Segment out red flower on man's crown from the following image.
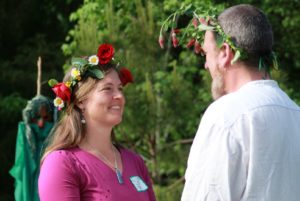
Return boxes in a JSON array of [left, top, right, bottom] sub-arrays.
[[159, 34, 164, 49]]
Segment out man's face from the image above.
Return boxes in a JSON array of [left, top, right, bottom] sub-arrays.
[[202, 31, 226, 100]]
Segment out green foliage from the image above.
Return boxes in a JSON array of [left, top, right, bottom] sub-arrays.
[[0, 93, 27, 127], [1, 0, 299, 200], [154, 181, 184, 201]]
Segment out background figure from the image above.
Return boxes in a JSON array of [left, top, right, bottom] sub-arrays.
[[9, 95, 55, 201]]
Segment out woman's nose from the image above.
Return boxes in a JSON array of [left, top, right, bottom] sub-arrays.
[[113, 89, 124, 99]]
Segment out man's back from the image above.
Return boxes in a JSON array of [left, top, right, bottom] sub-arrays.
[[182, 80, 300, 200]]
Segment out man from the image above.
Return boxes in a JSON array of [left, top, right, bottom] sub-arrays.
[[178, 4, 300, 201]]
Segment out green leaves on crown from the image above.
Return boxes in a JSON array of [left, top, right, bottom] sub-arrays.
[[71, 57, 104, 80], [159, 4, 247, 64], [48, 79, 58, 87]]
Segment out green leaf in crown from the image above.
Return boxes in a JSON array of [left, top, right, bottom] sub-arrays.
[[71, 57, 88, 70], [87, 68, 104, 79], [48, 79, 58, 87], [198, 24, 214, 31]]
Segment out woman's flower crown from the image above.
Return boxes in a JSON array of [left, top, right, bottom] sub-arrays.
[[48, 44, 134, 111], [159, 4, 278, 72]]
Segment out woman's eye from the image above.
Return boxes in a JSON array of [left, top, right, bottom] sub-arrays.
[[102, 87, 112, 91]]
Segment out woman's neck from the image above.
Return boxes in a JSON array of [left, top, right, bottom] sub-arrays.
[[81, 123, 113, 152]]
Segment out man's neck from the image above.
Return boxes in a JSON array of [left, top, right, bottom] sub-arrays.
[[224, 63, 269, 93]]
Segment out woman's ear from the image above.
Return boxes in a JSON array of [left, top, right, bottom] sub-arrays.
[[218, 43, 234, 68], [77, 101, 85, 110]]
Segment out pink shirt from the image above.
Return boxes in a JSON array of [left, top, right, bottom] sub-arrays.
[[38, 147, 156, 201]]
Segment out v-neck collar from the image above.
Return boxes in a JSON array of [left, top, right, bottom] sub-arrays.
[[76, 146, 125, 175]]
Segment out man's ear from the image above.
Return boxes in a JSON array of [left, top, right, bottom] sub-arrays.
[[218, 43, 234, 68]]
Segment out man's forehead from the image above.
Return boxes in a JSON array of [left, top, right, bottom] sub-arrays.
[[203, 31, 213, 46]]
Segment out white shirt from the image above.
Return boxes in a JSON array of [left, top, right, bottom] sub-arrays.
[[181, 80, 300, 201]]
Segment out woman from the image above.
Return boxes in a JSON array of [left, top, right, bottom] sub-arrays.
[[38, 44, 156, 201]]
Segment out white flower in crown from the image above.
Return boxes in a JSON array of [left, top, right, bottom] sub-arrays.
[[88, 55, 99, 65], [71, 68, 81, 81], [53, 97, 64, 110]]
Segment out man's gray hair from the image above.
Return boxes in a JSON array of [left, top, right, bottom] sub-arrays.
[[218, 4, 273, 66]]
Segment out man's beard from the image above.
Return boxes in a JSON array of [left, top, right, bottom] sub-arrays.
[[211, 69, 226, 100]]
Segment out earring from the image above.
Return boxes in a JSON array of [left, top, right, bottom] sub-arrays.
[[81, 109, 86, 124], [81, 117, 86, 124]]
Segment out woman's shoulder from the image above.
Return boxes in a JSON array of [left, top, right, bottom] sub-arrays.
[[42, 147, 80, 168], [38, 148, 83, 198], [45, 147, 77, 158], [120, 147, 145, 164], [120, 147, 139, 157]]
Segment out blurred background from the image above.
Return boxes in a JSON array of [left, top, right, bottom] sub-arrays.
[[1, 0, 299, 200]]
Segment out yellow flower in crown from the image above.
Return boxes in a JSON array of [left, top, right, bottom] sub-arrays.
[[71, 68, 81, 81], [88, 55, 99, 65], [65, 81, 72, 88]]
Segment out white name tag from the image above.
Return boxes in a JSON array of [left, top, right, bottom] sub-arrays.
[[130, 176, 148, 192]]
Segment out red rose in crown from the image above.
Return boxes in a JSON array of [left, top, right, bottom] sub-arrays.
[[119, 68, 134, 86], [52, 83, 71, 103], [97, 44, 115, 65]]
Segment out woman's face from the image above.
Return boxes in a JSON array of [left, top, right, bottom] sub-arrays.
[[82, 70, 125, 127]]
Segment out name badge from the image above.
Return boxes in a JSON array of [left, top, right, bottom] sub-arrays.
[[130, 176, 148, 192]]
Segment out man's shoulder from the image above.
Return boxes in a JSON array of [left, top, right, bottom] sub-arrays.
[[203, 80, 292, 127], [203, 94, 242, 127]]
